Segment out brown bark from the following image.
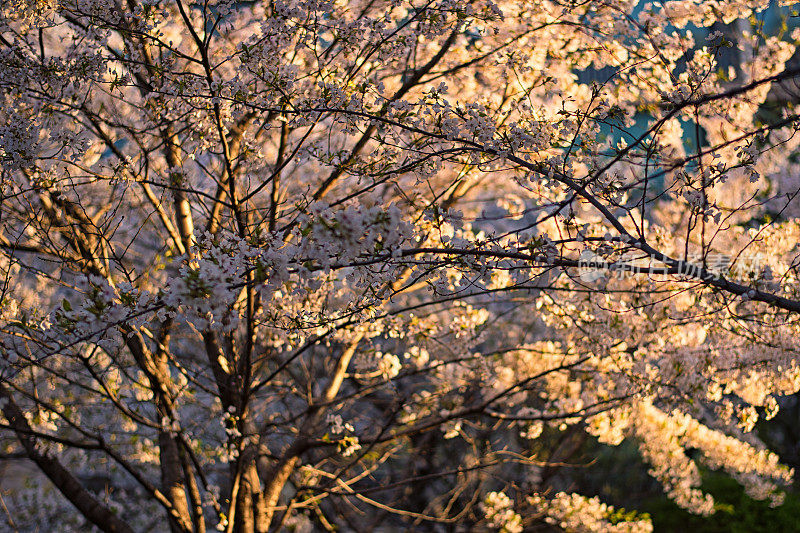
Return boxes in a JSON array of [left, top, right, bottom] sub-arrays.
[[158, 429, 194, 533], [260, 456, 299, 530], [154, 328, 194, 533], [0, 386, 135, 533]]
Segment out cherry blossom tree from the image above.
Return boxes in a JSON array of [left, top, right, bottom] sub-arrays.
[[2, 0, 800, 531]]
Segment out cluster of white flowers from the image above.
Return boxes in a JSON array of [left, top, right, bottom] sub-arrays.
[[632, 401, 792, 512], [529, 492, 653, 533], [483, 491, 523, 533], [326, 413, 361, 457], [0, 0, 56, 31], [326, 413, 354, 435]]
